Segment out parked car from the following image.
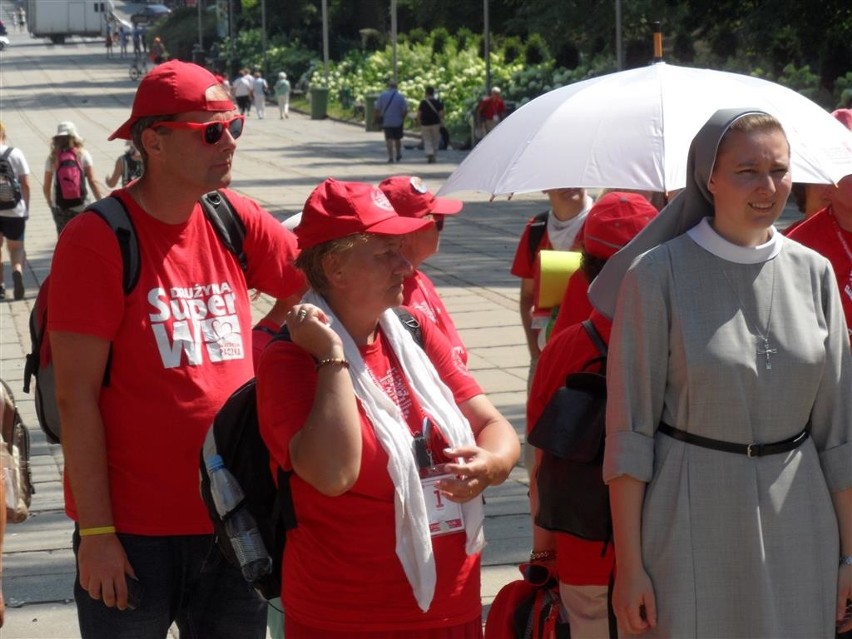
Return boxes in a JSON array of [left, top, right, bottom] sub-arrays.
[[131, 4, 171, 25]]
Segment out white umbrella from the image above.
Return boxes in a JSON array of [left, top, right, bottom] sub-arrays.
[[439, 62, 852, 196]]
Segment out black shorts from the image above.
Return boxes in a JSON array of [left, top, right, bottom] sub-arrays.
[[236, 95, 251, 112], [0, 217, 26, 241], [383, 125, 404, 141]]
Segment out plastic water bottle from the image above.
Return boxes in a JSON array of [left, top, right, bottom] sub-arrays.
[[204, 454, 272, 583]]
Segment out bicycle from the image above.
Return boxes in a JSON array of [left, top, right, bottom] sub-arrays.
[[129, 57, 148, 82]]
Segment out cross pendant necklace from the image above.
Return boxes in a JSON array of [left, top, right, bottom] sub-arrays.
[[724, 261, 777, 371], [757, 337, 777, 370]]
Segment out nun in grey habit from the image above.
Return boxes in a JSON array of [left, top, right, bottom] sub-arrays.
[[592, 108, 852, 638]]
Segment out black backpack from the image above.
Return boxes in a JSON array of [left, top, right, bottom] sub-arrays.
[[527, 319, 611, 541], [199, 308, 425, 600], [0, 147, 22, 210], [22, 191, 246, 443]]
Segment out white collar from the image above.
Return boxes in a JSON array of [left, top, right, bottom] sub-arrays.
[[687, 217, 782, 264]]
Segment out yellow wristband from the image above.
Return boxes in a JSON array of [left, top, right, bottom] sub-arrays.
[[79, 526, 117, 537]]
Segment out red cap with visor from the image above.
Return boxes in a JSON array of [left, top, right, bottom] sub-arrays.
[[109, 60, 234, 141], [378, 176, 463, 219], [296, 179, 433, 250], [583, 192, 658, 259]]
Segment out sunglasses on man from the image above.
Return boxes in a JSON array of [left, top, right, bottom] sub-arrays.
[[153, 115, 245, 145]]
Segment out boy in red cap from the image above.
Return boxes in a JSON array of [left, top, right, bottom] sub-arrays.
[[379, 175, 468, 364], [526, 192, 656, 638], [48, 60, 305, 638]]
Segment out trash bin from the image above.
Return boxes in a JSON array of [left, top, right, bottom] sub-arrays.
[[365, 93, 380, 132], [309, 87, 329, 120]]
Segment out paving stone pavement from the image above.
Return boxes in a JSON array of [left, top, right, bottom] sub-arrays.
[[0, 13, 547, 638]]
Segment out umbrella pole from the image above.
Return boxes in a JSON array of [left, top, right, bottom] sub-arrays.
[[652, 21, 663, 62]]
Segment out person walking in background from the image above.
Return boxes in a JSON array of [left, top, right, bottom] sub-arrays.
[[131, 25, 141, 58], [48, 60, 305, 638], [252, 71, 268, 120], [598, 109, 852, 637], [379, 175, 468, 364], [417, 87, 444, 164], [232, 69, 253, 117], [43, 121, 102, 235], [374, 80, 408, 163], [104, 30, 114, 59], [104, 141, 143, 189], [149, 36, 165, 65], [256, 178, 520, 637], [0, 121, 30, 300], [118, 26, 129, 59], [274, 72, 290, 119], [475, 87, 506, 137]]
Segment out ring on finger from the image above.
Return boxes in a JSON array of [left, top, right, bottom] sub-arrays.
[[297, 309, 308, 321]]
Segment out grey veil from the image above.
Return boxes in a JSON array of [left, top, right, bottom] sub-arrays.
[[588, 107, 767, 318]]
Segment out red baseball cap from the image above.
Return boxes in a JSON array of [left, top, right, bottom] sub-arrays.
[[295, 179, 433, 250], [378, 176, 463, 218], [583, 192, 658, 259], [109, 60, 235, 140]]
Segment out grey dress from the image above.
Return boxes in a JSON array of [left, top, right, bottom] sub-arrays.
[[603, 221, 852, 638]]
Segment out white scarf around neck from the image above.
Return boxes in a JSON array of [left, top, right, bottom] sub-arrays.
[[546, 194, 593, 250], [302, 290, 485, 612]]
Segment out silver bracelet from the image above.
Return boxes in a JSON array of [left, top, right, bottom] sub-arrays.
[[841, 555, 852, 567]]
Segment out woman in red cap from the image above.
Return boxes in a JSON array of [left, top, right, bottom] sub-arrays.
[[256, 178, 520, 638], [526, 192, 657, 638]]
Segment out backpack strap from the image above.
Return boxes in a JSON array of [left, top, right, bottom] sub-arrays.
[[527, 210, 549, 267], [201, 190, 247, 273], [582, 319, 607, 357], [0, 147, 13, 162], [87, 196, 139, 294]]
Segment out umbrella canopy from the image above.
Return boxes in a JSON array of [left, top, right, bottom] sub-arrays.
[[439, 63, 852, 196]]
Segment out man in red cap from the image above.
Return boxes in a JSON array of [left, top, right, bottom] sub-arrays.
[[378, 175, 468, 364], [788, 109, 852, 343], [527, 192, 657, 639], [47, 60, 305, 638]]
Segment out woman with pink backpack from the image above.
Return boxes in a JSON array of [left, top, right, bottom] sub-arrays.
[[42, 122, 103, 234]]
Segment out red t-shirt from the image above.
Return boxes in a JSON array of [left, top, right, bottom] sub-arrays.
[[527, 311, 614, 585], [403, 271, 468, 365], [550, 269, 593, 338], [256, 308, 483, 632], [788, 206, 852, 341], [252, 317, 282, 373], [478, 96, 505, 120], [511, 216, 552, 279], [48, 189, 305, 535]]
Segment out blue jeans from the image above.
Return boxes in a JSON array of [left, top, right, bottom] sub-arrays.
[[73, 529, 266, 639]]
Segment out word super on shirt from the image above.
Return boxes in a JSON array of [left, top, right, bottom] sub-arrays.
[[148, 280, 244, 367], [48, 189, 304, 535]]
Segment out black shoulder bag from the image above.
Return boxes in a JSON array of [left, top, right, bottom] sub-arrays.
[[527, 319, 611, 541]]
